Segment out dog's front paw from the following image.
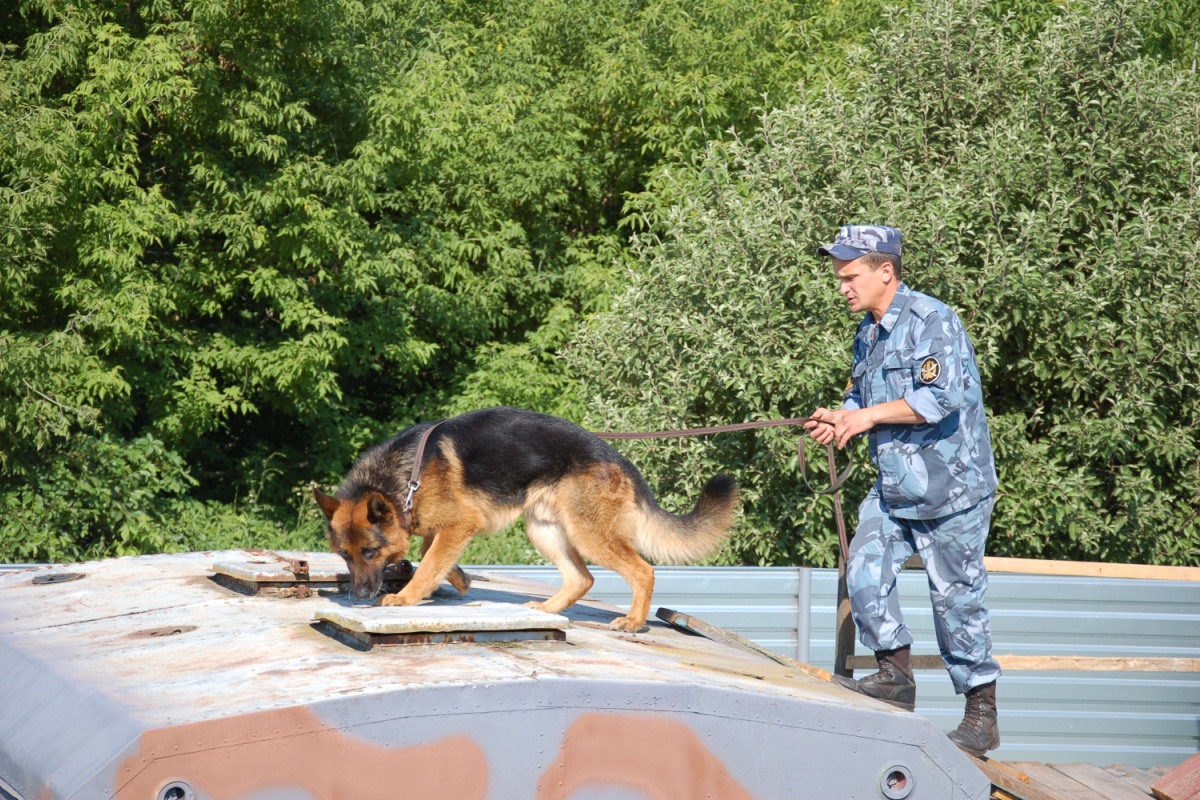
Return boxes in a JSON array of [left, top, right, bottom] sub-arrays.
[[380, 592, 419, 607], [608, 616, 647, 633]]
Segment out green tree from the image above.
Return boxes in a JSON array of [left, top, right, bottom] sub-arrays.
[[0, 0, 873, 561], [1, 0, 372, 558], [568, 0, 1200, 567]]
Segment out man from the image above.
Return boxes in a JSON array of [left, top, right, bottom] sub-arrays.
[[804, 224, 1002, 757]]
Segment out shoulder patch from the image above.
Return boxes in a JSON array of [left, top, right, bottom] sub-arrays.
[[919, 356, 942, 385], [909, 295, 939, 320]]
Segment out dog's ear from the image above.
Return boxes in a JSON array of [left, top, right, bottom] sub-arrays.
[[366, 492, 393, 525], [313, 489, 341, 520]]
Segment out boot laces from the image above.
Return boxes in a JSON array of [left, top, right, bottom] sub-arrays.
[[962, 692, 990, 730], [863, 659, 896, 685]]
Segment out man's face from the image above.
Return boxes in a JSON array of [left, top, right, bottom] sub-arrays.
[[832, 256, 895, 320]]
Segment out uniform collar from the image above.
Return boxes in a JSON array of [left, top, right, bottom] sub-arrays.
[[871, 282, 912, 333]]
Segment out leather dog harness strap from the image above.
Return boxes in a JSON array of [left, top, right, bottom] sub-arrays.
[[403, 420, 444, 523]]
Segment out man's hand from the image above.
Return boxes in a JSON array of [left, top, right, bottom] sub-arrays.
[[806, 399, 927, 449], [806, 406, 875, 449], [804, 407, 843, 446]]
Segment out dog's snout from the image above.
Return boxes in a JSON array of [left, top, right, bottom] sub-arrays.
[[351, 573, 383, 600]]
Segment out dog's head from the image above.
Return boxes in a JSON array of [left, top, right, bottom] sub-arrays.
[[313, 489, 410, 600]]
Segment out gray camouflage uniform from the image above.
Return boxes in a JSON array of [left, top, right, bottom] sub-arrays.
[[840, 270, 1002, 694]]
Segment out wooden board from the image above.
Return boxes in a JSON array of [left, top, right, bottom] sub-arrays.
[[1104, 766, 1170, 796], [845, 654, 1200, 673], [994, 656, 1200, 673], [1007, 763, 1102, 800], [970, 757, 1059, 800], [1151, 752, 1200, 800], [900, 554, 1200, 581], [655, 607, 833, 682], [1053, 763, 1159, 800], [983, 557, 1200, 582]]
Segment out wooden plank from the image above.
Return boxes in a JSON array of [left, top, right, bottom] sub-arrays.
[[983, 557, 1200, 581], [834, 555, 855, 677], [902, 555, 1200, 580], [969, 757, 1061, 800], [846, 654, 947, 671], [1054, 762, 1158, 800], [985, 759, 1033, 785], [1151, 752, 1200, 800], [654, 608, 833, 682], [846, 655, 1200, 672], [1103, 765, 1163, 796], [1008, 763, 1099, 800], [994, 656, 1200, 673]]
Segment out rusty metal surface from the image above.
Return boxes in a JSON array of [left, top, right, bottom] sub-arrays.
[[0, 552, 990, 800], [209, 551, 414, 598], [211, 550, 348, 583]]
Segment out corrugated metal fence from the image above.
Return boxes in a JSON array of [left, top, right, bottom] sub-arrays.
[[480, 565, 1200, 768]]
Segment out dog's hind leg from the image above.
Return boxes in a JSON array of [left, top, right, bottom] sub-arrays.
[[577, 534, 655, 632], [524, 504, 594, 614], [557, 470, 655, 632]]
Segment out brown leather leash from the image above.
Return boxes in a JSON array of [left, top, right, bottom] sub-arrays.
[[594, 417, 853, 561], [403, 420, 444, 526], [404, 416, 854, 561]]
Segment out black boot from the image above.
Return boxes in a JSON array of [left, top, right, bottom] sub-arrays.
[[948, 681, 1000, 757], [834, 646, 916, 711]]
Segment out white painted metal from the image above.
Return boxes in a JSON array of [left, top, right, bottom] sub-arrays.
[[0, 554, 989, 800]]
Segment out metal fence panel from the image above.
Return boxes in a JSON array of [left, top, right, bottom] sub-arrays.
[[480, 564, 1200, 768]]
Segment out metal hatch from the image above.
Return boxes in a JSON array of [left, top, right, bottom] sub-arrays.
[[315, 602, 569, 649], [210, 550, 412, 597]]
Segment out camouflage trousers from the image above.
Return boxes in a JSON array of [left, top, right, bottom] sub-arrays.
[[847, 487, 1002, 694]]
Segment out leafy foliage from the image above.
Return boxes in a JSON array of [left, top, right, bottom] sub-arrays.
[[4, 0, 1196, 567], [0, 0, 855, 561], [569, 0, 1200, 567]]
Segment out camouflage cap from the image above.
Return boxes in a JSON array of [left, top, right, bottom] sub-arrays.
[[817, 225, 902, 260]]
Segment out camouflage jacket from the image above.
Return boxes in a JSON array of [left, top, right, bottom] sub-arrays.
[[842, 283, 998, 520]]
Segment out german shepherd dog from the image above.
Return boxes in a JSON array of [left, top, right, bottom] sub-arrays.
[[314, 407, 738, 631]]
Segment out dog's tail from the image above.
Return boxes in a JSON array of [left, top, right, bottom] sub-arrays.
[[633, 474, 739, 564]]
